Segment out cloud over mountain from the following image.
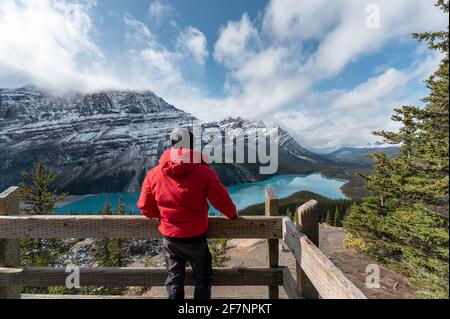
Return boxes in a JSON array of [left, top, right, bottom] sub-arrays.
[[0, 0, 446, 151]]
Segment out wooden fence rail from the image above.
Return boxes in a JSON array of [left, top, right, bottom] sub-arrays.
[[0, 216, 282, 239], [0, 186, 366, 299], [0, 267, 283, 287], [0, 187, 21, 299], [283, 216, 366, 299], [296, 200, 320, 298], [265, 188, 279, 299]]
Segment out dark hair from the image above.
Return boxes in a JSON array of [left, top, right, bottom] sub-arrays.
[[170, 128, 194, 150]]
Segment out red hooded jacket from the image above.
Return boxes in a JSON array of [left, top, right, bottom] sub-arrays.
[[138, 148, 238, 238]]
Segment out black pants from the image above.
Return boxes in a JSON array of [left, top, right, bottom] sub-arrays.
[[162, 236, 213, 299]]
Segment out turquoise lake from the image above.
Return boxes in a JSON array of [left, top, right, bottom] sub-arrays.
[[55, 173, 347, 215]]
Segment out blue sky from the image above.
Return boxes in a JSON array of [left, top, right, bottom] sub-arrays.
[[91, 0, 427, 95], [93, 0, 269, 96], [0, 0, 447, 151]]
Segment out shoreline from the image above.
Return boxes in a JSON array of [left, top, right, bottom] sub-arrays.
[[339, 184, 352, 200], [319, 170, 358, 201], [55, 194, 94, 209]]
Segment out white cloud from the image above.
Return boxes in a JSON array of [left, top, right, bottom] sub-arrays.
[[274, 52, 442, 151], [214, 14, 260, 69], [262, 0, 340, 41], [177, 27, 209, 65], [0, 0, 119, 92], [210, 0, 447, 150], [124, 12, 154, 44], [148, 0, 172, 24], [303, 0, 447, 78], [120, 13, 200, 97], [0, 1, 210, 102], [330, 68, 409, 111], [221, 46, 310, 116]]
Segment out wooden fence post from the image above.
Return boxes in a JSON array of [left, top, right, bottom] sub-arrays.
[[0, 187, 21, 299], [265, 188, 279, 299], [296, 200, 319, 299]]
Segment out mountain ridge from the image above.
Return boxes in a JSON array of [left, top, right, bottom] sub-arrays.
[[0, 86, 339, 194], [324, 146, 400, 167]]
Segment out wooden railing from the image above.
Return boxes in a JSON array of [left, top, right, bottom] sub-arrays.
[[0, 186, 366, 299]]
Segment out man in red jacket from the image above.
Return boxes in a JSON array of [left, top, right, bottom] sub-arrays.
[[138, 128, 238, 299]]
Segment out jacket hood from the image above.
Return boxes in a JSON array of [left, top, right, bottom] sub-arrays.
[[159, 148, 208, 176]]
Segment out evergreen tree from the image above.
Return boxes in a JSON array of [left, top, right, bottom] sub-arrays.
[[19, 163, 71, 294], [118, 195, 126, 216], [334, 207, 342, 227], [286, 208, 295, 222], [209, 239, 230, 267], [20, 162, 67, 215], [143, 252, 151, 268], [109, 196, 129, 268], [345, 0, 449, 299], [93, 198, 130, 295], [93, 198, 113, 268], [325, 209, 334, 226]]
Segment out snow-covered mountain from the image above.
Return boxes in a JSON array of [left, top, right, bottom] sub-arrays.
[[324, 146, 400, 167], [213, 116, 321, 162], [0, 86, 197, 193], [0, 86, 335, 194]]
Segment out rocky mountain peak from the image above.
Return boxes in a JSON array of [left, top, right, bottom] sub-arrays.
[[0, 86, 184, 124]]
